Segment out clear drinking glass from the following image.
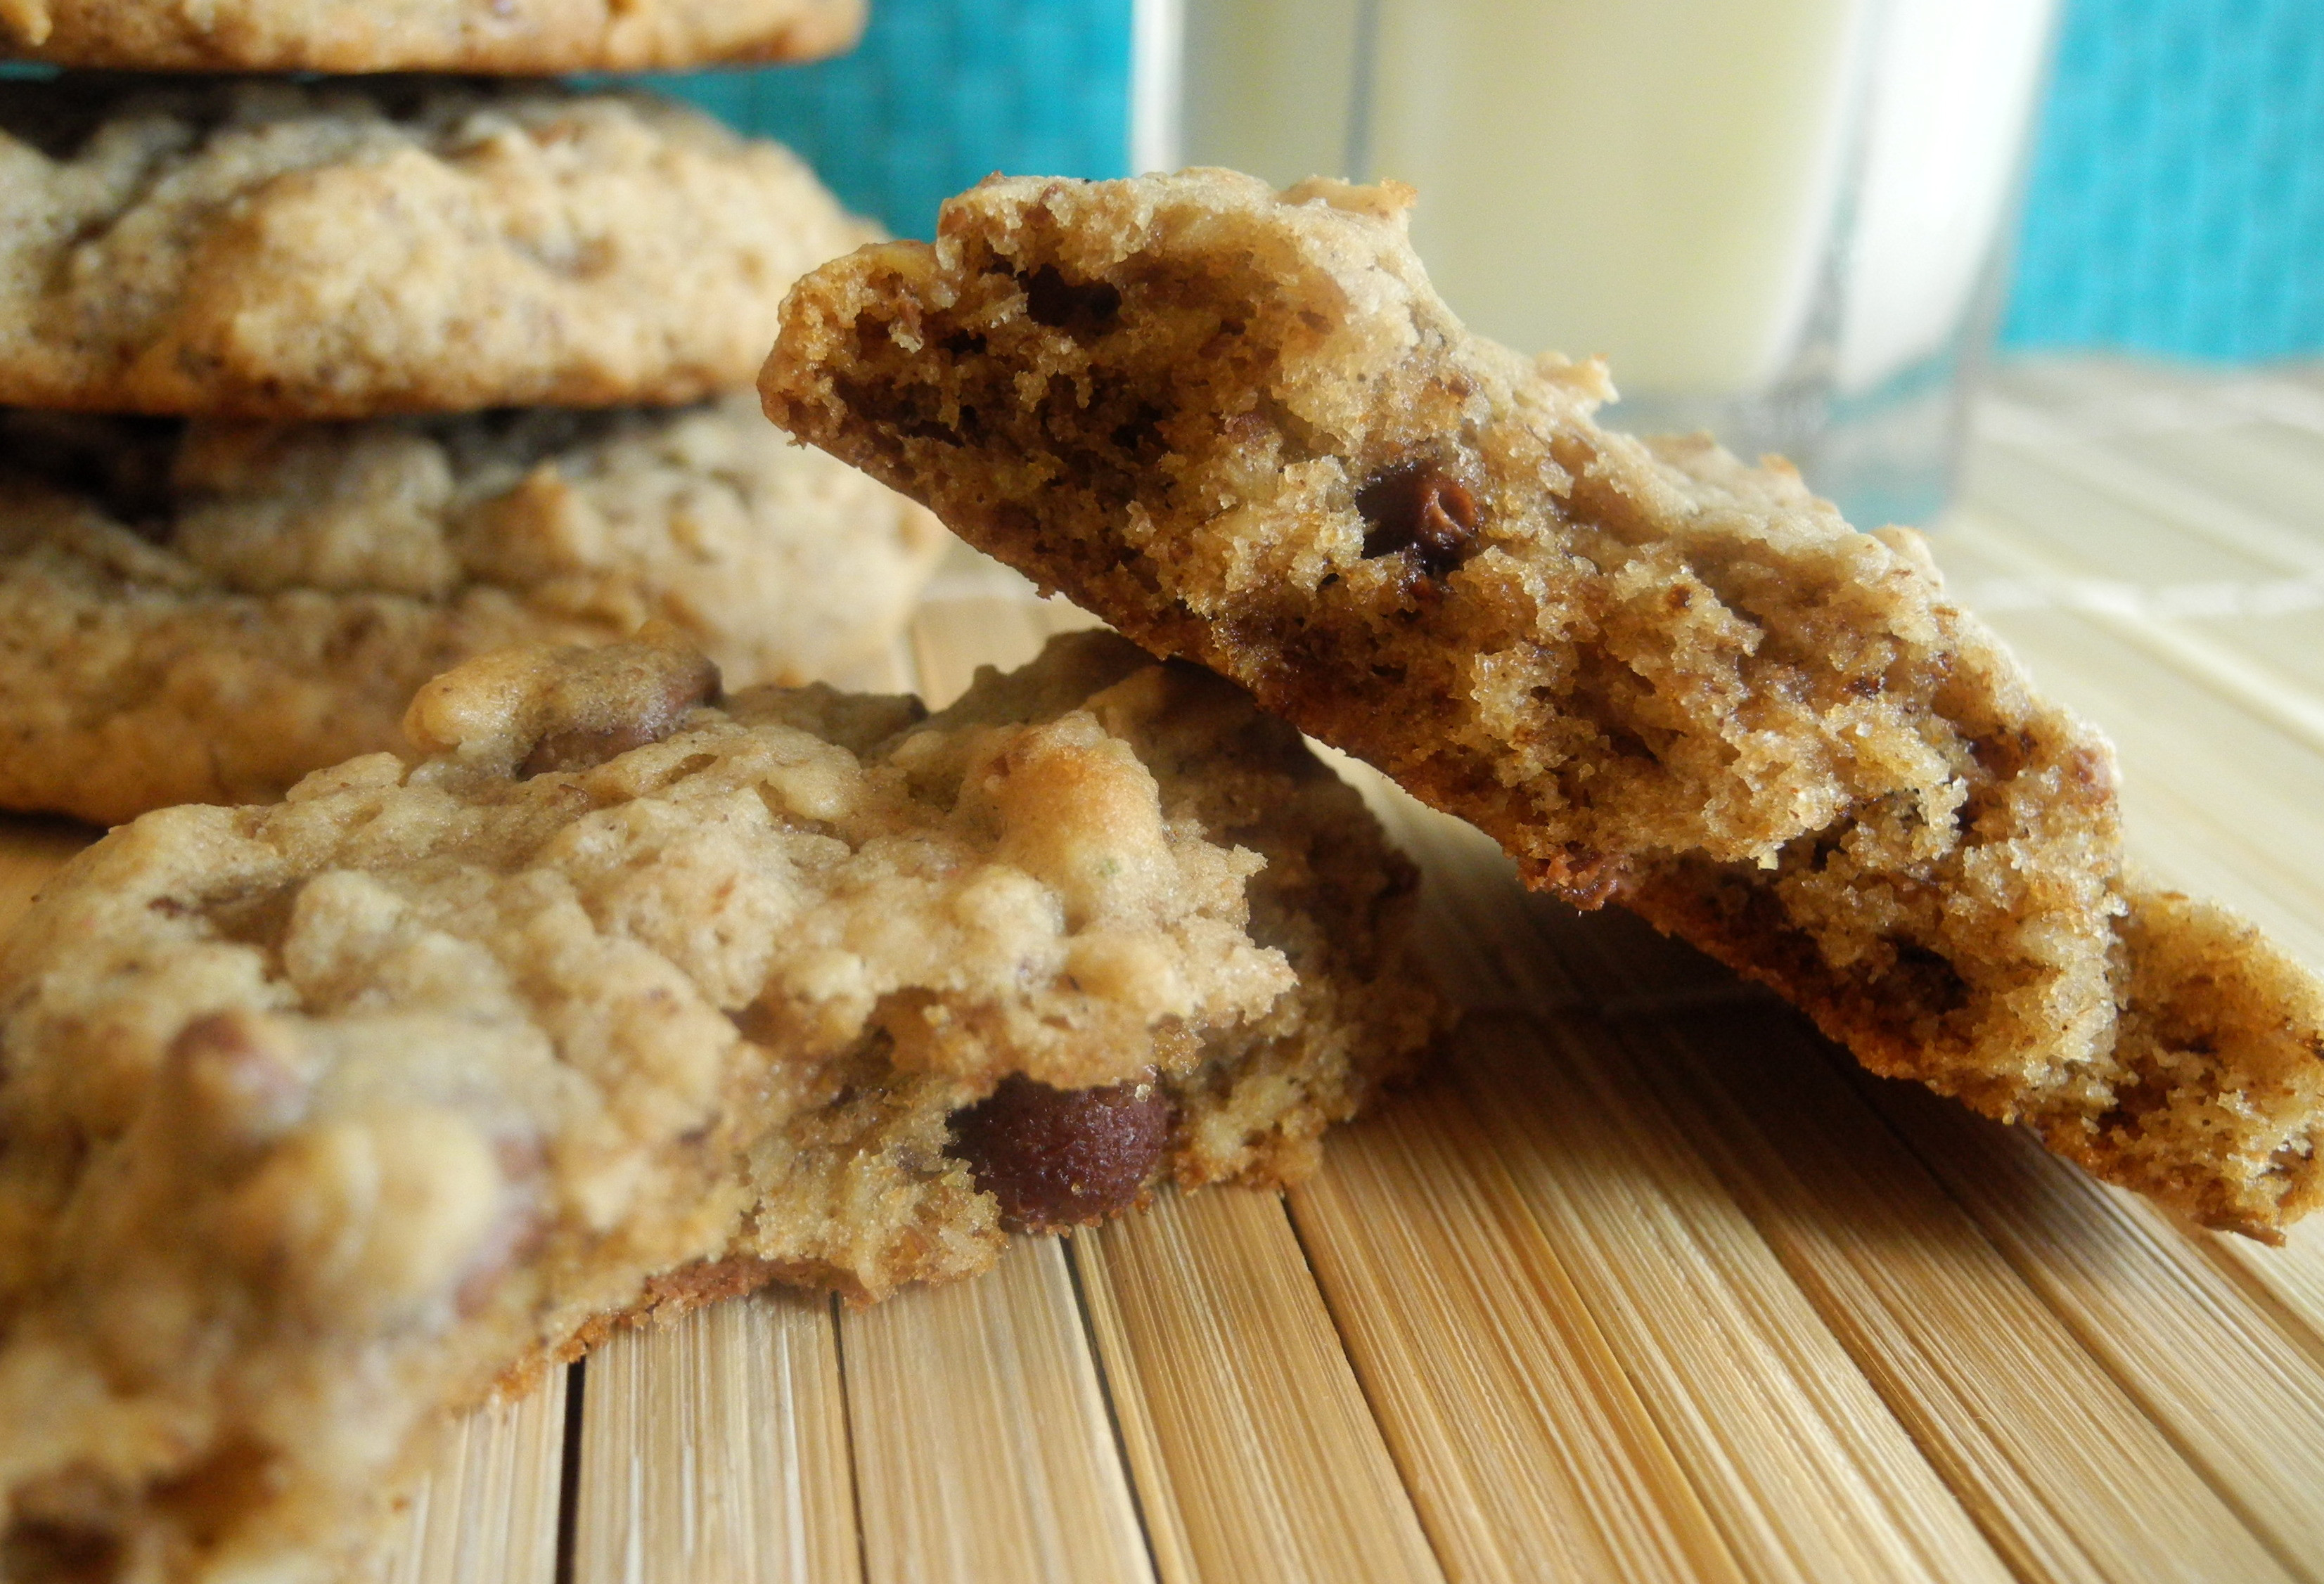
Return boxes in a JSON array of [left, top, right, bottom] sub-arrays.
[[1136, 0, 2060, 528]]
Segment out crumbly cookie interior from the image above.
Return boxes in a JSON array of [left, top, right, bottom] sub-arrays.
[[0, 629, 1435, 1583], [766, 176, 2001, 881], [763, 169, 2324, 1237]]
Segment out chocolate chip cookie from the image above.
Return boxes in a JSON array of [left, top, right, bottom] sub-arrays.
[[761, 169, 2324, 1239], [0, 77, 873, 416], [0, 628, 1440, 1583], [0, 394, 945, 824], [3, 0, 861, 72]]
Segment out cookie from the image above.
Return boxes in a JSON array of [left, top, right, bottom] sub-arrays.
[[760, 169, 2324, 1238], [0, 629, 1439, 1583], [2, 0, 861, 72], [0, 77, 874, 416], [0, 393, 946, 824]]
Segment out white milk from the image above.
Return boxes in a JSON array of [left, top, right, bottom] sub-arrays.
[[1364, 0, 1875, 397], [1169, 0, 1364, 186], [1150, 0, 2057, 412], [1837, 0, 2058, 394]]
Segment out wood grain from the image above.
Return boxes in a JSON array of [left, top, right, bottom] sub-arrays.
[[377, 1378, 567, 1584], [840, 1236, 1152, 1584], [1451, 1015, 2012, 1584], [1630, 1007, 2295, 1584], [1074, 1187, 1446, 1583], [1288, 1083, 1742, 1584], [571, 1295, 856, 1584]]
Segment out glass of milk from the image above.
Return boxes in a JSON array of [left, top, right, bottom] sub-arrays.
[[1134, 0, 2060, 528]]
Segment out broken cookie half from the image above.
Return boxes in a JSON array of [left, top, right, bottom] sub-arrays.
[[0, 629, 1440, 1583], [761, 168, 2324, 1239]]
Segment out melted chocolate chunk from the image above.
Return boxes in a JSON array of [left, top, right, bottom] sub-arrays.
[[522, 721, 667, 775], [2, 1466, 127, 1584], [1021, 265, 1123, 332], [520, 650, 721, 777], [169, 1011, 308, 1146], [0, 1516, 121, 1584], [949, 1074, 1172, 1230], [1357, 461, 1479, 579]]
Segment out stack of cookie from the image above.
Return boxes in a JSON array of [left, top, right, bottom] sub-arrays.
[[0, 2, 946, 826]]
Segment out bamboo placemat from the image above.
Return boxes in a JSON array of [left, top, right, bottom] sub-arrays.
[[6, 355, 2323, 1583]]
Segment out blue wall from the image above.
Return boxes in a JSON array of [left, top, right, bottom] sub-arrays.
[[665, 0, 2323, 363], [650, 0, 1131, 249], [2004, 0, 2324, 359]]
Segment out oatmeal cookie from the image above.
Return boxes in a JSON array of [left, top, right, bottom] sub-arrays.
[[1, 0, 861, 72], [0, 394, 946, 825], [761, 169, 2324, 1237], [0, 629, 1439, 1584], [0, 77, 874, 416]]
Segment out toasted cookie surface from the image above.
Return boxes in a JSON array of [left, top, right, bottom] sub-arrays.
[[0, 629, 1439, 1583], [762, 169, 2324, 1237], [0, 395, 946, 825], [0, 77, 873, 416], [1, 0, 861, 72]]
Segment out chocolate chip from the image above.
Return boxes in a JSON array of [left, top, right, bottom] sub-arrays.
[[949, 1074, 1171, 1230], [1357, 461, 1479, 578], [1021, 265, 1123, 332], [1, 1516, 120, 1584], [148, 1437, 278, 1548], [522, 721, 666, 775], [169, 1012, 308, 1146], [3, 1468, 127, 1584], [520, 650, 721, 777]]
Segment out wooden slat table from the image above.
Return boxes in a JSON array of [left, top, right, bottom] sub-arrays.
[[6, 355, 2323, 1583]]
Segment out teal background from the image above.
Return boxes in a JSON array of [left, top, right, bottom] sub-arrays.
[[657, 0, 2324, 365], [2005, 0, 2324, 359], [646, 0, 1131, 259]]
